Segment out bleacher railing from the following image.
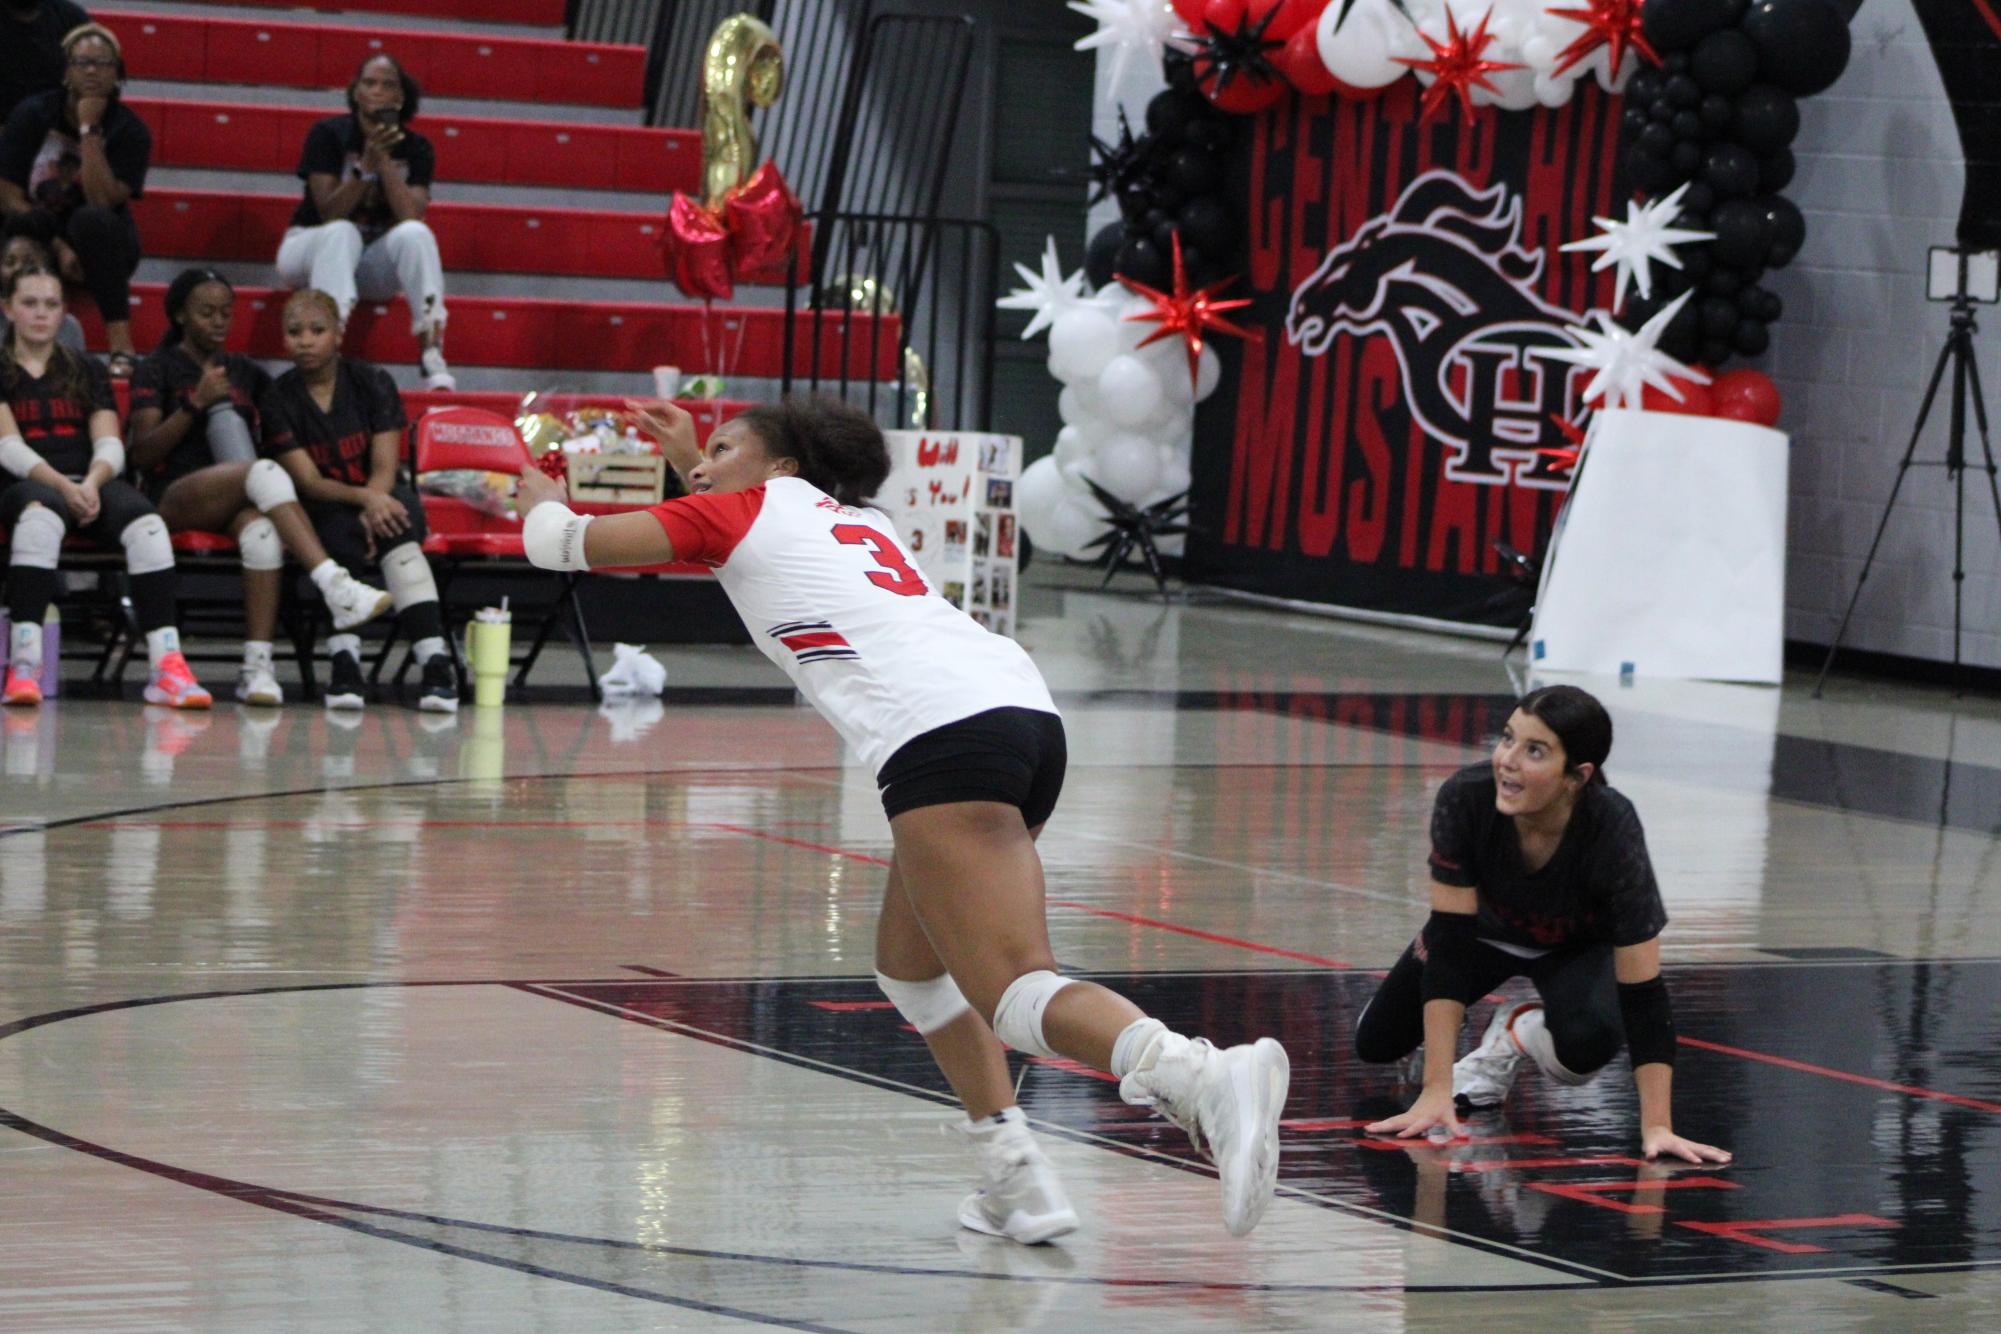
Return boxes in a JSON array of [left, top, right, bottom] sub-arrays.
[[781, 210, 999, 434]]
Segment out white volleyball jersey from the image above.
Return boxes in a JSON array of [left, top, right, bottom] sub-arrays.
[[647, 476, 1057, 773]]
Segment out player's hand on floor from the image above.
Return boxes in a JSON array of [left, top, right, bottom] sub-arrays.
[[1642, 1126, 1732, 1164], [1367, 1088, 1467, 1141]]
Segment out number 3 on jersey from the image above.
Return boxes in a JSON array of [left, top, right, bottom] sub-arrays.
[[831, 523, 929, 597]]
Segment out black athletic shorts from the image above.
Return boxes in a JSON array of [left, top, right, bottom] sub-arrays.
[[876, 706, 1067, 828]]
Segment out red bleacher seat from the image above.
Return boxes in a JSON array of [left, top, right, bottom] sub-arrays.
[[207, 0, 566, 25], [170, 530, 239, 556]]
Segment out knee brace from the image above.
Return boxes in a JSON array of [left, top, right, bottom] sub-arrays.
[[380, 541, 439, 608], [120, 514, 174, 576], [10, 503, 65, 569], [237, 515, 283, 571], [874, 970, 971, 1036], [1512, 1007, 1600, 1087], [991, 969, 1073, 1058], [244, 458, 298, 511]]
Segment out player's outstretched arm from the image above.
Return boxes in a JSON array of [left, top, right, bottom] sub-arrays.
[[1617, 937, 1731, 1165], [517, 468, 676, 570]]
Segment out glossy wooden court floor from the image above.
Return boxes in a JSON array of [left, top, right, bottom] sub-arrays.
[[4, 580, 2000, 1330]]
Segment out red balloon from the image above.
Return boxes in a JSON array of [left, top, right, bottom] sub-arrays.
[[1201, 0, 1247, 29], [1710, 369, 1782, 426], [1172, 0, 1210, 25], [663, 194, 733, 301], [1641, 371, 1714, 416], [1265, 0, 1324, 41], [723, 162, 802, 278], [1274, 20, 1338, 95], [1201, 68, 1290, 113]]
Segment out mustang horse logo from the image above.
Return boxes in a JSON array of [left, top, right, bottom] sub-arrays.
[[1287, 171, 1593, 488]]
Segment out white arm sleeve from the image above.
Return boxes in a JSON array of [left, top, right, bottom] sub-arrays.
[[92, 436, 126, 477], [522, 501, 594, 572], [0, 434, 39, 479]]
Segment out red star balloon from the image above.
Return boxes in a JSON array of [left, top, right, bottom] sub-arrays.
[[1115, 232, 1262, 388], [1394, 7, 1522, 122], [1546, 0, 1659, 79], [1536, 413, 1587, 475]]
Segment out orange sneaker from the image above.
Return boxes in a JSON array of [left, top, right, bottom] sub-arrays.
[[144, 651, 212, 710], [2, 665, 42, 707]]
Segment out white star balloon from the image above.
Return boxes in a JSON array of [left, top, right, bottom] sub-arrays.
[[997, 236, 1089, 341], [1560, 182, 1716, 311], [1540, 291, 1709, 411], [1070, 0, 1180, 92]]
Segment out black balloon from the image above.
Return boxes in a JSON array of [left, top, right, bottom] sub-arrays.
[[1732, 84, 1798, 153], [1664, 50, 1692, 73], [1165, 146, 1221, 196], [1758, 148, 1795, 193], [1085, 221, 1124, 288], [1623, 107, 1652, 138], [1185, 117, 1232, 152], [1763, 195, 1806, 265], [1673, 141, 1705, 175], [1691, 30, 1759, 95], [1700, 296, 1740, 337], [1651, 97, 1677, 122], [1118, 185, 1151, 221], [1700, 336, 1734, 365], [1176, 196, 1234, 256], [1642, 0, 1742, 54], [1702, 142, 1760, 197], [1700, 93, 1735, 131], [1741, 0, 1851, 96], [1145, 90, 1196, 144], [1673, 110, 1704, 140], [1163, 47, 1198, 93], [1152, 219, 1178, 251], [1640, 122, 1676, 156], [1628, 150, 1678, 193], [1682, 245, 1715, 279], [1733, 317, 1771, 356], [1703, 267, 1744, 296], [1756, 288, 1784, 321], [1628, 67, 1666, 107], [1711, 197, 1775, 268], [1683, 182, 1717, 213], [1113, 234, 1170, 288], [1667, 74, 1703, 107]]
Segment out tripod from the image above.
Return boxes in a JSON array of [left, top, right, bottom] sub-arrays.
[[1813, 281, 2001, 697]]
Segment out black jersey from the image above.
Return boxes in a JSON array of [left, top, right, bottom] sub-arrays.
[[3, 347, 115, 479], [258, 358, 406, 487], [290, 114, 436, 243], [1427, 764, 1668, 951], [130, 345, 273, 490]]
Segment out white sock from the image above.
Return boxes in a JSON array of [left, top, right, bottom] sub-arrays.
[[243, 640, 274, 671], [308, 559, 341, 593], [10, 620, 42, 673], [413, 636, 446, 665], [327, 633, 361, 660], [145, 626, 181, 669], [966, 1106, 1026, 1134], [1110, 1017, 1170, 1079]]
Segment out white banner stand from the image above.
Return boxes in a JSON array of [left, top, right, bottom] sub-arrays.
[[877, 431, 1024, 637], [1529, 408, 1789, 685]]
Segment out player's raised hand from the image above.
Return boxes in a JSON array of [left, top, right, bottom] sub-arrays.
[[624, 398, 701, 480]]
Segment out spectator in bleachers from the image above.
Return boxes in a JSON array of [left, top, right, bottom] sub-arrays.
[[258, 288, 457, 714], [0, 22, 147, 376], [2, 224, 84, 350], [0, 265, 209, 708], [276, 55, 454, 392], [0, 0, 89, 126], [129, 268, 393, 708]]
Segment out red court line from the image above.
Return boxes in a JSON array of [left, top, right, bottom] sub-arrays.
[[1047, 901, 1348, 968], [1280, 1118, 1375, 1132], [1028, 1055, 1121, 1084], [1526, 1176, 1737, 1215], [809, 1000, 896, 1012], [1356, 1133, 1556, 1151], [1674, 1213, 1897, 1255], [1451, 1156, 1647, 1173], [708, 824, 893, 867], [1679, 1035, 2001, 1115]]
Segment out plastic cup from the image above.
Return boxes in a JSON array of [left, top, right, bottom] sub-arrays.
[[469, 607, 512, 708]]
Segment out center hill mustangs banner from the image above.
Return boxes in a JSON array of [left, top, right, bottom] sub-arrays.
[[1186, 83, 1625, 626]]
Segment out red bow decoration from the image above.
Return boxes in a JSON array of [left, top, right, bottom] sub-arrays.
[[662, 162, 802, 302], [1395, 8, 1522, 122], [1546, 0, 1659, 79], [1115, 232, 1261, 389]]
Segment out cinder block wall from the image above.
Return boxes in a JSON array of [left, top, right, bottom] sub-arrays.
[[1773, 1, 2001, 669]]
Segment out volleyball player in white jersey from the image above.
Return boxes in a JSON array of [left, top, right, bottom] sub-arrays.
[[515, 396, 1290, 1241]]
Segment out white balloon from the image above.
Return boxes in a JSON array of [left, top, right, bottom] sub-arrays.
[[1015, 455, 1069, 545], [1057, 385, 1085, 425], [1046, 306, 1119, 383], [1160, 356, 1196, 406], [1097, 354, 1164, 427], [1194, 343, 1222, 402], [1088, 431, 1161, 503], [1041, 495, 1110, 558], [1317, 0, 1409, 90], [1053, 425, 1089, 466]]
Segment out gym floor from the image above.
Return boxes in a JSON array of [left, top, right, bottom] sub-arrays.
[[2, 574, 1998, 1330]]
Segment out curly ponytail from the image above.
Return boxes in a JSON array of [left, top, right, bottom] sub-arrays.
[[736, 394, 892, 508]]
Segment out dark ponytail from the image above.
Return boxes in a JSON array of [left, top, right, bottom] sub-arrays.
[[1516, 685, 1612, 785], [736, 394, 892, 508], [160, 267, 232, 352]]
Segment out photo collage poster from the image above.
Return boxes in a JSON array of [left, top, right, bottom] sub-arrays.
[[877, 431, 1023, 637]]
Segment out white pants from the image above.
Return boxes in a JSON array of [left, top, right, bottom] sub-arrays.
[[276, 219, 448, 336]]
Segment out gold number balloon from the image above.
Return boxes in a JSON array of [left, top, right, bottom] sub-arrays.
[[701, 15, 784, 210]]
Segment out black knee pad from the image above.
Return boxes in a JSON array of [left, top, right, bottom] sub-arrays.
[[1549, 1017, 1622, 1076]]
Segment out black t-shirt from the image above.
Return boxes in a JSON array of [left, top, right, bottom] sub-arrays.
[[258, 359, 406, 487], [289, 114, 436, 242], [0, 88, 149, 219], [3, 347, 116, 478], [1427, 764, 1668, 951], [0, 1, 89, 126], [130, 345, 273, 489]]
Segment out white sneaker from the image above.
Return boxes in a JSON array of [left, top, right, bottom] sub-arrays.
[[325, 568, 393, 631], [235, 663, 284, 707], [1454, 1002, 1537, 1109], [954, 1110, 1078, 1245], [1121, 1034, 1290, 1237], [1396, 1045, 1426, 1087], [419, 346, 456, 391]]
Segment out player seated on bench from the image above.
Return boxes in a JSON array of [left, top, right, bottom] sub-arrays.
[[128, 267, 390, 707], [256, 288, 454, 714], [0, 265, 207, 708]]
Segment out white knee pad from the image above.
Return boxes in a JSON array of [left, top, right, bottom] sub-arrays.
[[874, 970, 971, 1036], [244, 458, 298, 511], [380, 542, 439, 608], [120, 514, 174, 575], [237, 515, 283, 571], [991, 970, 1073, 1058], [1512, 1008, 1593, 1087], [10, 502, 65, 569]]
